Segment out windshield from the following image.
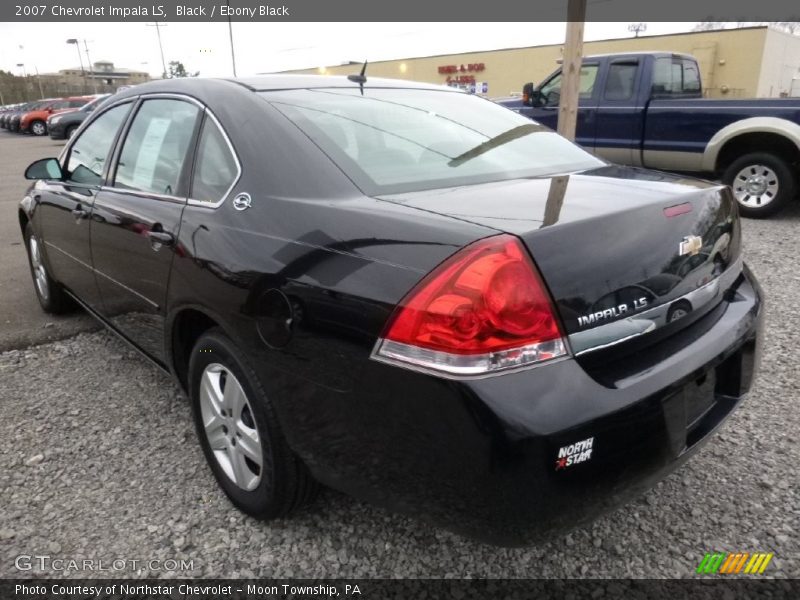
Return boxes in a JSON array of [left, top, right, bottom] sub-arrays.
[[262, 87, 603, 195]]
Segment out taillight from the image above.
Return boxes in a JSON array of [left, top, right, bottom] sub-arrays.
[[372, 234, 567, 377]]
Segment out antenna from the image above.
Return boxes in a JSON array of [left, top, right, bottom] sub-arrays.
[[347, 60, 368, 95]]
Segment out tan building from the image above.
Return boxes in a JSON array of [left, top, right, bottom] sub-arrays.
[[285, 26, 800, 99], [41, 60, 151, 95]]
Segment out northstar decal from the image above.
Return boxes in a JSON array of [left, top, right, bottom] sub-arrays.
[[555, 436, 594, 470]]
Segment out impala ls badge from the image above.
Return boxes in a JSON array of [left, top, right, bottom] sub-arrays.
[[232, 193, 252, 211], [679, 235, 702, 257]]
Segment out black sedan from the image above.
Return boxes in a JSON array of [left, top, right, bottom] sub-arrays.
[[19, 76, 762, 545], [47, 94, 111, 140]]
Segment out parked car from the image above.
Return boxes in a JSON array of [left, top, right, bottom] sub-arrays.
[[3, 100, 53, 131], [48, 94, 111, 140], [19, 76, 762, 545], [498, 51, 800, 217], [20, 96, 92, 136]]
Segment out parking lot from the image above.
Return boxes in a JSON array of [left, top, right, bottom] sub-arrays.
[[0, 131, 798, 579]]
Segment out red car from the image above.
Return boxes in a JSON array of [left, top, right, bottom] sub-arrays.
[[19, 97, 92, 136]]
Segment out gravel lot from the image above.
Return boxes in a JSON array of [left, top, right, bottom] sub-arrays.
[[0, 202, 798, 580]]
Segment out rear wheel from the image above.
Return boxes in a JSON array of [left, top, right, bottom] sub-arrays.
[[189, 328, 318, 518], [24, 223, 72, 314], [722, 152, 796, 218], [30, 120, 47, 136]]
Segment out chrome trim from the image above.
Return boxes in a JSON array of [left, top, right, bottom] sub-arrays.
[[44, 240, 159, 310], [370, 338, 569, 380], [98, 185, 186, 204], [93, 268, 159, 310], [186, 111, 243, 209], [570, 257, 743, 356]]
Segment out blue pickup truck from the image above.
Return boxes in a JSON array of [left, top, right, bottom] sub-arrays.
[[498, 51, 800, 217]]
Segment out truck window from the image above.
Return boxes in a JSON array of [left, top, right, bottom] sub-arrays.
[[652, 57, 701, 96], [539, 65, 599, 104], [682, 60, 701, 93], [605, 62, 637, 100]]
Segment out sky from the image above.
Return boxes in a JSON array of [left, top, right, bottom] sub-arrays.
[[0, 22, 700, 78]]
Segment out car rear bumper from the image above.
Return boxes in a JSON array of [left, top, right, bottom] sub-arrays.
[[280, 264, 763, 545]]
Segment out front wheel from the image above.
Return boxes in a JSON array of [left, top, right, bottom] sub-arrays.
[[722, 152, 797, 218], [30, 120, 47, 136], [189, 328, 318, 518], [24, 223, 72, 314]]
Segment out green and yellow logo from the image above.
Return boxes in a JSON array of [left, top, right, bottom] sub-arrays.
[[697, 552, 774, 575]]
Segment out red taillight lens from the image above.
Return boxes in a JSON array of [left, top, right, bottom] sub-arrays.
[[373, 234, 566, 376]]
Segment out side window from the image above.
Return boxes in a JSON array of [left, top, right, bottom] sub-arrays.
[[68, 99, 87, 108], [653, 58, 701, 96], [682, 61, 701, 93], [190, 117, 239, 204], [65, 103, 131, 186], [539, 65, 599, 105], [114, 99, 200, 196], [652, 57, 673, 94], [605, 62, 637, 100]]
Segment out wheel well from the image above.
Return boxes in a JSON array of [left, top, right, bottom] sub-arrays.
[[172, 309, 218, 390], [716, 132, 800, 174]]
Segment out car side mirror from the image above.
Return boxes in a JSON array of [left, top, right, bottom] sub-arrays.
[[25, 158, 63, 180]]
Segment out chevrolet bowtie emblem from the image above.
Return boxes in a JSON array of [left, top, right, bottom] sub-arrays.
[[679, 235, 703, 257]]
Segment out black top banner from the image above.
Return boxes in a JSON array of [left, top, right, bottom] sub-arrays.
[[2, 0, 800, 22]]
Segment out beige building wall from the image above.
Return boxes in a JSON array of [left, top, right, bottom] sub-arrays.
[[757, 28, 800, 97], [285, 26, 784, 99]]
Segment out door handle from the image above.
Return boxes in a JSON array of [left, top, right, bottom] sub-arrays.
[[146, 230, 175, 246]]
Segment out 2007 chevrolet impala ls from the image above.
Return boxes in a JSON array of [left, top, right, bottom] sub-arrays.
[[19, 75, 762, 545]]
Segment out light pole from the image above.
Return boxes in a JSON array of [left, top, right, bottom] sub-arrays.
[[16, 63, 28, 100], [82, 40, 98, 93], [66, 38, 87, 93]]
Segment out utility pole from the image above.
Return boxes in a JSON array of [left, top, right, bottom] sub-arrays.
[[557, 0, 586, 141], [227, 1, 237, 76], [147, 22, 168, 77]]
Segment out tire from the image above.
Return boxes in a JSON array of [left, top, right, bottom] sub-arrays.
[[189, 328, 318, 518], [30, 120, 47, 136], [65, 125, 78, 139], [722, 152, 797, 218], [24, 223, 72, 314]]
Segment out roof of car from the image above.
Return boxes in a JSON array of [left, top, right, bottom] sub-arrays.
[[229, 74, 455, 92]]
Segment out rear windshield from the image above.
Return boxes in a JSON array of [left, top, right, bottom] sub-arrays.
[[261, 88, 603, 195]]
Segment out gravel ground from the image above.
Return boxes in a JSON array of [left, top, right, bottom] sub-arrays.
[[0, 204, 799, 580]]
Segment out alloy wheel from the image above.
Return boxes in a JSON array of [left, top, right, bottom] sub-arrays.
[[29, 236, 49, 302], [732, 164, 779, 208], [199, 363, 263, 491]]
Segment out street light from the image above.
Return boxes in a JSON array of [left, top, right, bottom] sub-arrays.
[[66, 38, 87, 93]]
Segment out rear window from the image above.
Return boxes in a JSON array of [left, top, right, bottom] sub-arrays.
[[262, 88, 603, 195]]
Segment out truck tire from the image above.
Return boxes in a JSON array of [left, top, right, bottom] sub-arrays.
[[722, 152, 796, 218]]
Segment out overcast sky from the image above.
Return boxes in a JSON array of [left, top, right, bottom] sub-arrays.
[[0, 22, 697, 78]]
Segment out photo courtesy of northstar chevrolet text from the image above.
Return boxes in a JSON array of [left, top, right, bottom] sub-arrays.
[[0, 0, 797, 593]]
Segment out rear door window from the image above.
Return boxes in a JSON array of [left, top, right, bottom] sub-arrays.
[[114, 99, 200, 196], [190, 117, 239, 204]]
